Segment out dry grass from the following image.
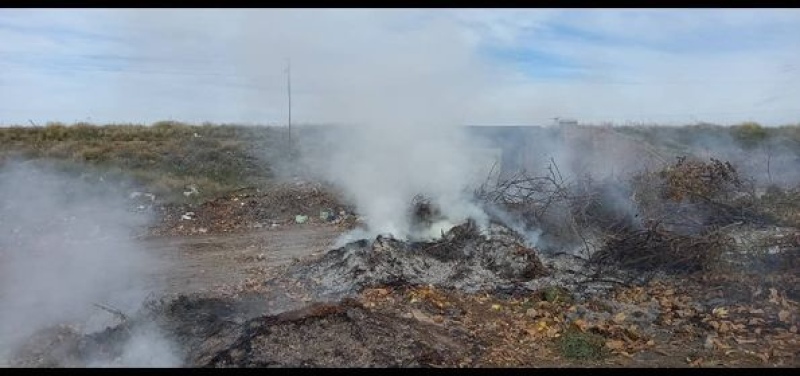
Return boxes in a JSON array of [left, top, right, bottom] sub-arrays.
[[0, 121, 290, 203]]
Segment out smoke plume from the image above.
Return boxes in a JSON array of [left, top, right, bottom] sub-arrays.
[[0, 161, 179, 367]]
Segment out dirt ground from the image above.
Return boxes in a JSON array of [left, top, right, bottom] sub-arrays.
[[140, 224, 345, 297]]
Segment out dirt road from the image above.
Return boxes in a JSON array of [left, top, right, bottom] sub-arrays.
[[141, 224, 345, 297]]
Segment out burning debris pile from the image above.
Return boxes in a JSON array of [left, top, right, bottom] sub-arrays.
[[266, 219, 549, 302]]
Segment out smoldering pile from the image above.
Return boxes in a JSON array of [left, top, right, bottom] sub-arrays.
[[266, 218, 549, 303], [253, 190, 671, 307]]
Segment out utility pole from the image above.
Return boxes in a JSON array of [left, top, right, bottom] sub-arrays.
[[286, 58, 292, 144]]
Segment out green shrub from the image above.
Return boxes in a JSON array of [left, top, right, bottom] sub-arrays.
[[557, 330, 607, 361]]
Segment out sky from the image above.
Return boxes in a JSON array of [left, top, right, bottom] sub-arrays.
[[0, 8, 798, 126]]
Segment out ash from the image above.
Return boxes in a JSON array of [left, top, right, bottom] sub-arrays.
[[266, 220, 549, 302]]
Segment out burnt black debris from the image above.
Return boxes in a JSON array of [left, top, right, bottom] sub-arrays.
[[204, 299, 479, 368], [12, 295, 481, 368]]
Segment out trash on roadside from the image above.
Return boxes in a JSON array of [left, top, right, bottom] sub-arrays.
[[130, 191, 156, 201], [320, 210, 334, 222], [184, 185, 200, 197]]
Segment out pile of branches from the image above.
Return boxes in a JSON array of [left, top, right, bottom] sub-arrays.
[[660, 157, 741, 202], [476, 155, 776, 275], [474, 159, 570, 216], [591, 157, 779, 275], [474, 159, 639, 254], [632, 157, 772, 233], [589, 223, 734, 274]]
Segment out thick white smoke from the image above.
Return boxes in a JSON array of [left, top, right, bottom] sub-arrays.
[[261, 12, 504, 242], [304, 123, 493, 242], [0, 161, 180, 367]]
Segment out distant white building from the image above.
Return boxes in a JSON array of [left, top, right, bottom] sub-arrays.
[[553, 117, 578, 126]]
